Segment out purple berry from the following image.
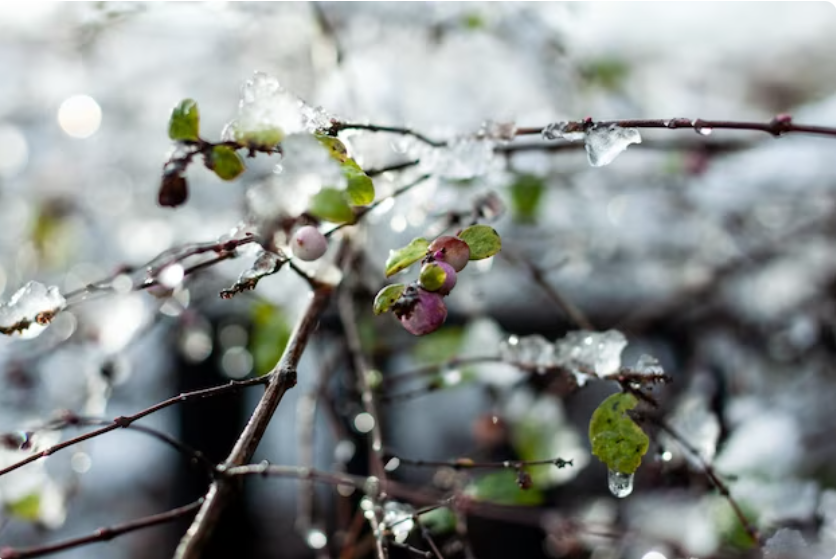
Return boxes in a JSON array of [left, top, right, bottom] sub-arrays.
[[428, 236, 470, 272], [291, 225, 328, 261], [419, 261, 457, 296], [395, 288, 447, 336]]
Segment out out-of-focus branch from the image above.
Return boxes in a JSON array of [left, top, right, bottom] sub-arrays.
[[0, 500, 204, 559]]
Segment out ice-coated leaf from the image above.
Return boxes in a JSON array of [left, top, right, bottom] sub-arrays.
[[7, 492, 40, 521], [168, 98, 200, 142], [207, 145, 245, 180], [373, 284, 406, 315], [465, 470, 545, 506], [233, 127, 284, 149], [308, 188, 355, 224], [457, 224, 501, 260], [343, 160, 375, 206], [589, 392, 649, 475], [419, 262, 447, 292], [385, 237, 429, 277]]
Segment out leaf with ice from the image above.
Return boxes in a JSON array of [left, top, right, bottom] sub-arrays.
[[584, 124, 641, 167], [0, 281, 66, 338], [554, 329, 627, 385], [222, 72, 331, 149]]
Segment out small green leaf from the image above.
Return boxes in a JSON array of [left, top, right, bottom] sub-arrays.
[[457, 224, 501, 260], [465, 470, 544, 506], [509, 174, 544, 223], [385, 237, 429, 277], [343, 161, 375, 206], [168, 99, 200, 142], [374, 284, 406, 315], [419, 263, 447, 291], [250, 302, 291, 377], [588, 392, 649, 475], [309, 188, 355, 224], [419, 507, 457, 535], [207, 145, 245, 181], [316, 135, 349, 163], [7, 493, 40, 521]]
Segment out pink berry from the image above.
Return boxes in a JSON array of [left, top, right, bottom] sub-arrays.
[[291, 225, 328, 261], [419, 261, 457, 296], [395, 288, 447, 336], [427, 236, 470, 272]]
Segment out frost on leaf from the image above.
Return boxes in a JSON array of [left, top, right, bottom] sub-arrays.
[[0, 281, 66, 338], [554, 329, 628, 385], [584, 124, 641, 167]]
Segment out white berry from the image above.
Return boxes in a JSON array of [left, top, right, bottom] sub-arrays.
[[291, 226, 328, 261]]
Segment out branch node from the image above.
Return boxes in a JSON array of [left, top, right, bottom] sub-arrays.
[[278, 367, 298, 388], [113, 416, 131, 428]]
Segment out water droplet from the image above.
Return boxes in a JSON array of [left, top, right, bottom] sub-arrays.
[[607, 469, 634, 498], [661, 450, 673, 462], [697, 127, 713, 136], [158, 264, 185, 288], [382, 501, 416, 543], [353, 412, 375, 434], [584, 124, 641, 167]]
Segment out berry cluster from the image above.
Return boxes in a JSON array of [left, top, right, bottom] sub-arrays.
[[387, 236, 471, 336]]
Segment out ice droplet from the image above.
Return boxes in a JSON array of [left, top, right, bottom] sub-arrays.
[[541, 121, 585, 142], [554, 329, 628, 384], [382, 501, 416, 543], [0, 281, 66, 338], [634, 354, 664, 376], [305, 528, 328, 550], [482, 120, 517, 143], [697, 127, 713, 136], [607, 469, 634, 498], [584, 124, 641, 167]]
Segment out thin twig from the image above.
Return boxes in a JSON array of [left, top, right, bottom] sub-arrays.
[[393, 455, 573, 471], [329, 122, 445, 148], [0, 500, 203, 559], [174, 286, 334, 559], [0, 377, 269, 479]]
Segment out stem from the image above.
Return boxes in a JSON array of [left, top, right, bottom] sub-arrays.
[[0, 500, 203, 559], [174, 286, 334, 559]]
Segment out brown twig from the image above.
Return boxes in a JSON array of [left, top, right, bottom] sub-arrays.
[[0, 500, 204, 559], [174, 286, 334, 558]]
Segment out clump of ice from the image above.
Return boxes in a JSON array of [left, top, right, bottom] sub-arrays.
[[222, 72, 332, 144], [764, 528, 808, 559], [634, 354, 664, 376], [499, 334, 555, 373], [421, 136, 497, 180], [541, 121, 641, 167], [381, 501, 415, 543], [554, 329, 628, 384], [0, 281, 66, 338]]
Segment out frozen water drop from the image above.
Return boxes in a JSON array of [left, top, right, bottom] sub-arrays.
[[607, 469, 634, 498], [0, 281, 66, 338], [634, 354, 664, 376], [382, 501, 416, 543], [584, 124, 641, 167], [541, 121, 585, 142], [697, 127, 713, 136]]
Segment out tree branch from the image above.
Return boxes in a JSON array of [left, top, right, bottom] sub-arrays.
[[173, 286, 334, 559]]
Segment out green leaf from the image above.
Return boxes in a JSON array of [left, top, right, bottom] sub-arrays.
[[457, 224, 501, 260], [419, 262, 447, 291], [168, 99, 200, 142], [309, 188, 355, 224], [7, 493, 40, 521], [588, 392, 649, 474], [385, 237, 429, 277], [234, 127, 284, 149], [250, 302, 291, 377], [419, 507, 457, 535], [374, 284, 406, 315], [343, 161, 375, 206], [509, 174, 544, 223], [316, 135, 349, 163], [410, 326, 463, 366], [207, 145, 245, 181], [465, 470, 544, 506]]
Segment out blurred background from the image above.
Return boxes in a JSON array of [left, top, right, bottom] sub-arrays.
[[1, 2, 836, 558]]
